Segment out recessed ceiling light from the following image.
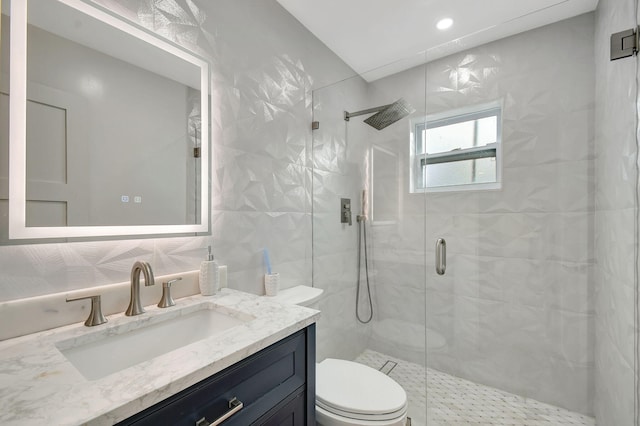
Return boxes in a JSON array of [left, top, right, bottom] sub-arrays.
[[436, 18, 453, 30]]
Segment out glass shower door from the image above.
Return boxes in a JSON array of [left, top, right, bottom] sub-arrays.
[[310, 54, 429, 424], [422, 1, 638, 425]]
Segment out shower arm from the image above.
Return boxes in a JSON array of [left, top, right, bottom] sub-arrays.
[[344, 104, 393, 121]]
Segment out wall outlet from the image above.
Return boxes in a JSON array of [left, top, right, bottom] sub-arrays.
[[121, 195, 129, 203], [134, 196, 142, 203]]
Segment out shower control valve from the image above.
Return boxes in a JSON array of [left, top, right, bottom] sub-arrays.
[[340, 198, 353, 226]]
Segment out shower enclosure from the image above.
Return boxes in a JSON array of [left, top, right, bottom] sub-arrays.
[[311, 1, 639, 425]]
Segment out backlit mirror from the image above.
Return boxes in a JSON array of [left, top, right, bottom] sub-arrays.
[[0, 0, 210, 241]]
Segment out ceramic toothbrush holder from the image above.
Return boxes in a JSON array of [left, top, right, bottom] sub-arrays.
[[264, 273, 279, 296]]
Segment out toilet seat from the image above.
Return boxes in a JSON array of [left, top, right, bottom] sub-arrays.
[[317, 401, 407, 422], [316, 404, 407, 426], [316, 359, 408, 422]]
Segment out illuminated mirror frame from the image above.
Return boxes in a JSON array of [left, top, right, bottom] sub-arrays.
[[8, 0, 210, 239]]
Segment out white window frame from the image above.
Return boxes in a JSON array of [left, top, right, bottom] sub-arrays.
[[410, 100, 503, 193]]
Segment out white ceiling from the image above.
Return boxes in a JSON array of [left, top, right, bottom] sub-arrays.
[[276, 0, 599, 81]]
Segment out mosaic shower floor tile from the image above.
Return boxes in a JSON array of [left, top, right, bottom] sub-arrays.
[[355, 350, 595, 426]]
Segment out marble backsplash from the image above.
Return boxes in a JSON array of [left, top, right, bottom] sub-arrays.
[[0, 269, 200, 341]]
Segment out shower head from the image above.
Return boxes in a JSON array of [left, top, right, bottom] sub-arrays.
[[364, 98, 415, 130], [344, 98, 415, 130]]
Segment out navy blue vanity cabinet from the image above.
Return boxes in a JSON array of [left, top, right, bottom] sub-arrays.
[[117, 324, 316, 426]]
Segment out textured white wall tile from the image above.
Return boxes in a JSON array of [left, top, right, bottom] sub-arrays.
[[595, 208, 636, 281], [315, 285, 371, 362], [313, 213, 361, 255], [371, 260, 425, 290], [594, 0, 637, 423], [374, 284, 425, 325], [213, 146, 309, 213], [595, 318, 635, 424], [312, 253, 357, 287], [597, 267, 635, 368], [424, 160, 595, 215], [212, 210, 311, 293]]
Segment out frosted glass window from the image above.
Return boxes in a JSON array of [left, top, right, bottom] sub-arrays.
[[411, 102, 501, 192], [424, 121, 475, 153], [476, 116, 498, 146], [426, 158, 497, 188]]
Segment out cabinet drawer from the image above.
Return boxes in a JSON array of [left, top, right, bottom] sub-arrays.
[[119, 330, 306, 426], [254, 391, 306, 426]]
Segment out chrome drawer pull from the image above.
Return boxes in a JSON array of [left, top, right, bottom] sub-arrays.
[[196, 397, 244, 426]]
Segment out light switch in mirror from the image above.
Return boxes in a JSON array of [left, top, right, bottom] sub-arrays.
[[0, 0, 210, 241]]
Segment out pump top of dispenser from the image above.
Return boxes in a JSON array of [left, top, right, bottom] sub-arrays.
[[207, 245, 214, 261]]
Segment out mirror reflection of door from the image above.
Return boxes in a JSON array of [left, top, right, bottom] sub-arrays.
[[1, 81, 88, 229], [26, 84, 89, 227]]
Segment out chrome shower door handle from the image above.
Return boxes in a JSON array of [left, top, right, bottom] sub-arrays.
[[435, 238, 446, 275]]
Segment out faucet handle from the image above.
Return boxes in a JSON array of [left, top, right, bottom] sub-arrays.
[[66, 295, 108, 327], [158, 277, 182, 308]]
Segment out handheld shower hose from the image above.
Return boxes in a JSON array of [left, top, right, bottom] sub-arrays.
[[356, 190, 373, 324]]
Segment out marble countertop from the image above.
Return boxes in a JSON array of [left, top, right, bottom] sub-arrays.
[[0, 289, 320, 425]]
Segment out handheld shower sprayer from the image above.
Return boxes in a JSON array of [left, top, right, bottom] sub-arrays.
[[357, 190, 368, 223]]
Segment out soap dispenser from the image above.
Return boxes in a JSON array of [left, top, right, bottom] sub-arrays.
[[199, 246, 219, 296]]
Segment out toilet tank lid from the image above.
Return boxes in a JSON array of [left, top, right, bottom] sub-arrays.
[[268, 285, 323, 306]]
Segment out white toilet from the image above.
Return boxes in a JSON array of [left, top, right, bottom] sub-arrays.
[[316, 358, 408, 426], [269, 285, 409, 426]]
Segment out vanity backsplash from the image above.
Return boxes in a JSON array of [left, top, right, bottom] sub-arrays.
[[0, 270, 200, 341]]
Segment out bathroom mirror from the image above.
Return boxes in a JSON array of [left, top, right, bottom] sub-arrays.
[[0, 0, 210, 241]]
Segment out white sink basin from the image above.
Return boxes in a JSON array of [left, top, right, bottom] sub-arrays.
[[57, 306, 252, 380]]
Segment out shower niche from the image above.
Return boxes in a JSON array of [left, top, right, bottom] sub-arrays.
[[370, 145, 399, 225]]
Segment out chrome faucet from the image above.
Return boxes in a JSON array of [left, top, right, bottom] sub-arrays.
[[125, 261, 155, 316]]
